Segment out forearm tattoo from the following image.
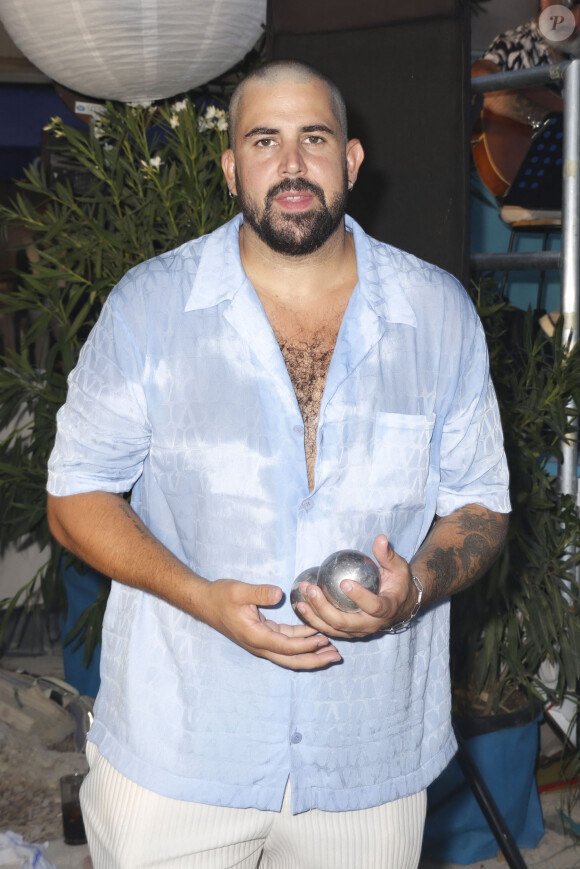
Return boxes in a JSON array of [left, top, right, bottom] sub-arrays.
[[420, 507, 508, 597], [116, 495, 153, 541], [511, 92, 548, 127]]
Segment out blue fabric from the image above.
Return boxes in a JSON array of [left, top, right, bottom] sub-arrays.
[[0, 85, 84, 179], [423, 718, 544, 864], [60, 562, 103, 698], [47, 214, 510, 813]]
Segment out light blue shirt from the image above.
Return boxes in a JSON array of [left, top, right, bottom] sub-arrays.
[[48, 214, 510, 813]]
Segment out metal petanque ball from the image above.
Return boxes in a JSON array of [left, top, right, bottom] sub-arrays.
[[317, 550, 380, 613], [290, 566, 319, 617]]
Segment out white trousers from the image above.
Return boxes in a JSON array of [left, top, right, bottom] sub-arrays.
[[80, 743, 426, 869]]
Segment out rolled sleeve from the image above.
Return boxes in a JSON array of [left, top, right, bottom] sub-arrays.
[[47, 291, 151, 496], [436, 319, 510, 517]]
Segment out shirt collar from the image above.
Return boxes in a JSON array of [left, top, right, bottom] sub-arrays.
[[185, 212, 417, 329], [346, 215, 417, 328], [184, 214, 246, 312]]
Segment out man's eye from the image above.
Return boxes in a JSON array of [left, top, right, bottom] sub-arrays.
[[256, 138, 276, 147], [305, 136, 323, 145]]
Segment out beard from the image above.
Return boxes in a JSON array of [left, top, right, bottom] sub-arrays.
[[235, 172, 349, 256]]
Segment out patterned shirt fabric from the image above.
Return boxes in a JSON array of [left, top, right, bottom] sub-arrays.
[[47, 214, 510, 814], [482, 18, 553, 71]]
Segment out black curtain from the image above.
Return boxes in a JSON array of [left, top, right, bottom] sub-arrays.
[[267, 0, 471, 284]]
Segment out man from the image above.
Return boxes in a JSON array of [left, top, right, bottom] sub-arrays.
[[47, 60, 510, 869], [472, 0, 580, 128]]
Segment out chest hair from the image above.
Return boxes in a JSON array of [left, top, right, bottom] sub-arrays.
[[276, 325, 339, 490], [257, 275, 353, 490]]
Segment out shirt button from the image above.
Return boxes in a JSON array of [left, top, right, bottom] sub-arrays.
[[303, 499, 313, 511], [291, 732, 303, 744], [293, 424, 304, 435]]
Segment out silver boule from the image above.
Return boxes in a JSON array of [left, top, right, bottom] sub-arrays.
[[317, 549, 380, 613], [290, 566, 319, 618]]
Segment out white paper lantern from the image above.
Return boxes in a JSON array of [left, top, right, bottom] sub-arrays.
[[0, 0, 267, 101]]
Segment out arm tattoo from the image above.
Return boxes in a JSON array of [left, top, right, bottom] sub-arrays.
[[116, 495, 151, 541], [512, 92, 548, 127], [419, 506, 508, 598], [426, 549, 460, 594]]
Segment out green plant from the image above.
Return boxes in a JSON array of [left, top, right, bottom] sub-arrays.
[[0, 95, 238, 660], [469, 0, 493, 15], [452, 280, 580, 717]]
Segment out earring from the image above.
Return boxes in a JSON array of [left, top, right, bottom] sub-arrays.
[[348, 180, 354, 191], [228, 190, 235, 199]]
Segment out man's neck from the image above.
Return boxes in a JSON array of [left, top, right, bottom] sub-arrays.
[[238, 219, 358, 309]]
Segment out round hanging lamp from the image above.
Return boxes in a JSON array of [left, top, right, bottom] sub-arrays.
[[0, 0, 267, 102]]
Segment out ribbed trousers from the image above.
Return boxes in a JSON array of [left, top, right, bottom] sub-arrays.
[[80, 743, 426, 869]]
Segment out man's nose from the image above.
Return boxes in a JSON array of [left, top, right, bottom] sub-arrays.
[[279, 142, 305, 175]]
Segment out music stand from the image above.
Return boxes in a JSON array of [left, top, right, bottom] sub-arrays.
[[500, 113, 563, 223]]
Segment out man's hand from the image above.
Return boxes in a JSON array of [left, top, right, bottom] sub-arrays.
[[199, 578, 342, 669], [295, 535, 415, 638], [294, 504, 509, 639], [47, 492, 341, 671]]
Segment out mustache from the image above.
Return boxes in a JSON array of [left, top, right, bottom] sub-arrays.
[[266, 177, 326, 204]]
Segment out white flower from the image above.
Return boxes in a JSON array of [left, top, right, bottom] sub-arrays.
[[171, 99, 188, 113], [140, 155, 163, 171], [42, 116, 62, 132], [169, 114, 180, 129], [128, 99, 153, 109], [197, 105, 229, 133]]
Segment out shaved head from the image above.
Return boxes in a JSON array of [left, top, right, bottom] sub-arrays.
[[227, 60, 348, 150]]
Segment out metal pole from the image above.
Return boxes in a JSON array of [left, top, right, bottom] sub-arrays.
[[560, 59, 580, 501], [470, 251, 562, 271], [471, 62, 570, 95]]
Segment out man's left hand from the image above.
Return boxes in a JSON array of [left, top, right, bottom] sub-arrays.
[[295, 534, 416, 638]]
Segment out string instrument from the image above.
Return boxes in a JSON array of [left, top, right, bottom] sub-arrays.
[[471, 108, 535, 197]]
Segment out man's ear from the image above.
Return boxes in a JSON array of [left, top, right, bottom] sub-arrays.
[[345, 139, 365, 188], [221, 149, 237, 196]]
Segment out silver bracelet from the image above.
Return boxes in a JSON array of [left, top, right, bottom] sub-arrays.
[[382, 575, 424, 633], [527, 114, 544, 131]]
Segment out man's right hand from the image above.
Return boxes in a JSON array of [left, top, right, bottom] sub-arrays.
[[47, 492, 341, 672], [199, 578, 342, 670]]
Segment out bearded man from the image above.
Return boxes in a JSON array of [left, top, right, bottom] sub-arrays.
[[47, 60, 510, 869]]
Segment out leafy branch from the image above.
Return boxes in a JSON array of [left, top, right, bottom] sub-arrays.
[[0, 96, 238, 658]]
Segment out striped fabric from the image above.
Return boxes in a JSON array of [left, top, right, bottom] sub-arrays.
[[81, 742, 426, 869]]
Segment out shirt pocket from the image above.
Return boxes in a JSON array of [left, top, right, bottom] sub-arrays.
[[369, 412, 436, 510]]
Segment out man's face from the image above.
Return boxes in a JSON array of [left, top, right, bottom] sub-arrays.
[[222, 77, 363, 256]]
